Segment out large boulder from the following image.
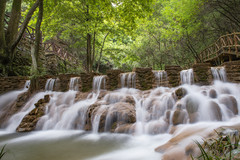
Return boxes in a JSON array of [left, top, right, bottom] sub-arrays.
[[175, 88, 187, 100], [17, 95, 50, 132], [185, 97, 199, 114], [219, 96, 238, 115], [86, 102, 136, 132], [209, 101, 222, 121], [209, 89, 217, 98], [172, 108, 187, 125]]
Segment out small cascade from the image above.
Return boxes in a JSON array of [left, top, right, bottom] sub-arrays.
[[120, 72, 136, 88], [180, 69, 194, 85], [45, 78, 56, 91], [93, 76, 106, 93], [69, 77, 80, 91], [5, 92, 47, 131], [211, 67, 227, 82], [153, 70, 167, 87]]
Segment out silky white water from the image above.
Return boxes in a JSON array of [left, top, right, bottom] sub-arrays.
[[180, 69, 194, 85], [0, 77, 240, 159], [120, 72, 136, 88], [211, 66, 227, 82], [153, 70, 167, 87]]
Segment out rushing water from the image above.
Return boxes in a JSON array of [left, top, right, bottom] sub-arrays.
[[180, 69, 194, 85], [45, 78, 56, 91], [69, 77, 80, 91], [120, 72, 136, 88], [153, 70, 167, 87], [211, 66, 227, 82], [0, 76, 240, 159]]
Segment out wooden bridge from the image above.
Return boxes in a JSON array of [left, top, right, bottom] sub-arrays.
[[4, 14, 74, 63], [199, 32, 240, 65]]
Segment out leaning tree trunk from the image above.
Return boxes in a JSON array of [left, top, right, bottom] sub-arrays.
[[6, 0, 22, 54], [30, 0, 43, 93], [0, 0, 7, 56]]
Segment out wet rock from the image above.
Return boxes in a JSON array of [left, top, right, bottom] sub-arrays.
[[175, 88, 187, 100], [75, 92, 91, 102], [219, 96, 238, 115], [115, 124, 135, 133], [172, 108, 187, 125], [122, 95, 135, 105], [201, 90, 207, 96], [146, 122, 169, 135], [86, 102, 136, 132], [167, 98, 174, 110], [186, 98, 199, 114], [16, 95, 51, 132], [209, 89, 217, 98], [209, 101, 222, 121], [188, 112, 199, 123], [164, 110, 171, 124]]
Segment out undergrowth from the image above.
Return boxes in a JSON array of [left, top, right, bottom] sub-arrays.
[[192, 130, 239, 160]]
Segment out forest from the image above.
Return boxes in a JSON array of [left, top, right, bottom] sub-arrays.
[[0, 0, 240, 75]]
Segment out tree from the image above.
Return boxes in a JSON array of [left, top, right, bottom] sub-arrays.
[[0, 0, 40, 75]]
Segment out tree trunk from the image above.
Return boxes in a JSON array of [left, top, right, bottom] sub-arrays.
[[91, 31, 96, 72], [97, 32, 109, 72], [30, 0, 43, 92], [87, 33, 91, 73], [11, 0, 40, 51], [0, 0, 6, 57], [6, 0, 22, 54]]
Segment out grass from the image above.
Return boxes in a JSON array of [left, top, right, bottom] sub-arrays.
[[0, 145, 6, 160], [192, 129, 239, 160]]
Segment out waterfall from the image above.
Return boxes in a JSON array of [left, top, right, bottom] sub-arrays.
[[120, 72, 136, 88], [211, 67, 227, 82], [69, 77, 80, 91], [180, 69, 194, 85], [45, 78, 56, 91], [153, 70, 167, 87], [93, 76, 106, 93]]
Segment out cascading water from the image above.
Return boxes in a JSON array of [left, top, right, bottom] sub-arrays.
[[211, 66, 227, 82], [45, 78, 56, 91], [2, 73, 240, 160], [180, 68, 194, 85], [69, 77, 80, 91], [0, 80, 30, 127], [153, 70, 167, 87], [92, 76, 106, 92], [120, 72, 136, 88]]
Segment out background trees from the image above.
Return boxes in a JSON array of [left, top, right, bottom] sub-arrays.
[[1, 0, 240, 75]]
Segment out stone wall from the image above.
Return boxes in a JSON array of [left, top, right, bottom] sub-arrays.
[[80, 73, 93, 92], [0, 76, 29, 94], [58, 74, 80, 92], [224, 61, 240, 83], [165, 66, 182, 87], [193, 63, 212, 85], [134, 68, 154, 90], [106, 70, 122, 91]]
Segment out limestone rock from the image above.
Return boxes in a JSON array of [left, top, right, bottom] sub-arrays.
[[209, 101, 222, 121], [175, 88, 187, 100], [16, 95, 50, 132], [209, 89, 217, 98], [172, 108, 187, 125], [219, 96, 238, 115]]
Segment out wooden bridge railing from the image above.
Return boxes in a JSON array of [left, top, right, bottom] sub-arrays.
[[4, 14, 73, 62], [199, 32, 240, 62]]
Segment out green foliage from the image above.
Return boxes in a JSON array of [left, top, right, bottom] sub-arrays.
[[193, 130, 240, 160], [0, 145, 6, 159]]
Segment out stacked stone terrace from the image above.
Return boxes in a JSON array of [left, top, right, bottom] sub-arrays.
[[1, 60, 240, 94]]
